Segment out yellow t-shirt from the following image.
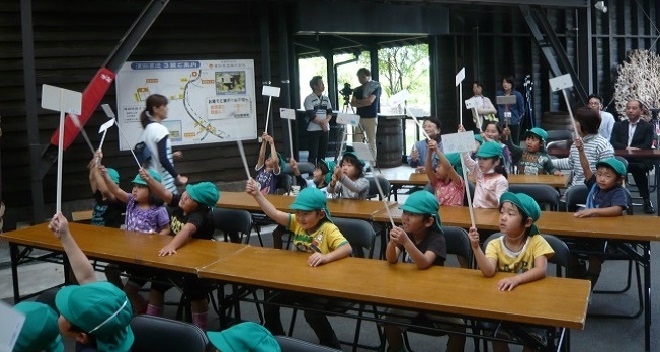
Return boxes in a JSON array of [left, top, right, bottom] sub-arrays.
[[485, 235, 554, 274], [287, 214, 349, 254]]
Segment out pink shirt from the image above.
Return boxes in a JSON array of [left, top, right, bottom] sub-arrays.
[[432, 177, 465, 206], [461, 153, 509, 208]]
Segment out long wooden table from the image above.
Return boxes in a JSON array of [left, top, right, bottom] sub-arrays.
[[372, 206, 660, 351]]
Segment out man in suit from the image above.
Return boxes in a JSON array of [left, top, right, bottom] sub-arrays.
[[610, 99, 656, 213]]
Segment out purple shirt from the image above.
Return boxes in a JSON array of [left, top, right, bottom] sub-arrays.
[[125, 195, 169, 234]]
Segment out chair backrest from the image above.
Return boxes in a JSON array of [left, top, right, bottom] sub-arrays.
[[508, 183, 560, 210], [546, 139, 571, 158], [296, 161, 316, 175], [367, 176, 391, 200], [463, 181, 475, 206], [275, 335, 342, 352], [211, 207, 253, 243], [482, 233, 569, 277], [546, 130, 574, 143], [442, 226, 472, 269], [332, 217, 376, 259], [564, 184, 589, 212], [622, 187, 634, 215], [130, 315, 208, 352], [276, 174, 293, 195]]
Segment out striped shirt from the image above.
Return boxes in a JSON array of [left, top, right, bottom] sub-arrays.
[[552, 134, 614, 187]]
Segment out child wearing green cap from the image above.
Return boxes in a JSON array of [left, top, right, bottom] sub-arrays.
[[12, 301, 64, 352], [459, 125, 509, 208], [424, 139, 465, 206], [48, 213, 135, 352], [139, 169, 220, 330], [468, 192, 554, 352], [246, 179, 352, 348], [502, 127, 563, 176], [255, 132, 283, 195], [88, 152, 125, 228], [206, 322, 281, 352], [384, 191, 466, 352], [328, 152, 370, 199]]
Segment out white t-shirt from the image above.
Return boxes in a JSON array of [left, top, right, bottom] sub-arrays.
[[598, 111, 615, 140], [142, 122, 176, 193], [303, 93, 332, 132]]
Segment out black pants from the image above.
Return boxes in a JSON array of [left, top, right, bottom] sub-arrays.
[[307, 130, 329, 164], [629, 161, 652, 199]]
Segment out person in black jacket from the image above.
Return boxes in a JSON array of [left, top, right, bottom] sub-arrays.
[[610, 100, 655, 213]]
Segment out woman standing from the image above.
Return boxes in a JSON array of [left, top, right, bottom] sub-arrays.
[[140, 94, 187, 193], [496, 76, 525, 145]]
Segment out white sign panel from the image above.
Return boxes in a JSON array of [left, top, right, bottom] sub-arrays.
[[336, 113, 360, 126], [115, 59, 257, 150], [352, 142, 374, 162], [262, 85, 281, 97], [279, 108, 296, 120], [455, 68, 466, 87], [442, 131, 476, 154], [388, 89, 410, 106], [41, 84, 82, 115], [0, 301, 25, 352], [464, 97, 477, 109], [549, 74, 574, 92]]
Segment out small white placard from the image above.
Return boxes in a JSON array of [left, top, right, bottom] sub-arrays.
[[455, 67, 466, 87], [496, 95, 517, 105], [336, 113, 360, 126], [0, 300, 25, 352], [262, 85, 280, 97], [442, 131, 476, 154], [352, 142, 374, 162], [464, 97, 477, 109], [279, 108, 296, 120], [98, 118, 115, 133], [41, 84, 82, 115], [100, 104, 115, 118], [388, 89, 410, 106], [406, 107, 426, 118], [549, 74, 574, 92]]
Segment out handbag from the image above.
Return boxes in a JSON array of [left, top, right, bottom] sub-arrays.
[[133, 141, 152, 167]]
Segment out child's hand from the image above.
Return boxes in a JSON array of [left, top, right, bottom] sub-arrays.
[[308, 252, 328, 267], [176, 175, 188, 186], [333, 165, 343, 179], [481, 132, 491, 142], [497, 276, 520, 291], [48, 212, 69, 239], [468, 227, 480, 249], [158, 243, 178, 256], [574, 209, 597, 218], [553, 170, 564, 176], [264, 133, 273, 144], [289, 158, 298, 169], [502, 127, 511, 137], [574, 137, 584, 151], [427, 139, 438, 151], [98, 165, 107, 177], [410, 147, 419, 161], [389, 226, 408, 246], [245, 177, 259, 196], [458, 124, 466, 132]]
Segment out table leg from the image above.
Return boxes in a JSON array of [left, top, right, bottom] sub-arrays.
[[10, 243, 20, 303], [656, 162, 659, 216], [644, 242, 651, 352]]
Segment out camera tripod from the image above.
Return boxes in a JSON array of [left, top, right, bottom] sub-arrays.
[[334, 95, 370, 163]]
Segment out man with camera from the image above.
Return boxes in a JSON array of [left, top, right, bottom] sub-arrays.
[[351, 68, 382, 162], [304, 76, 333, 164]]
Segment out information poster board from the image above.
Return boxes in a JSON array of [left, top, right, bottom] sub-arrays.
[[115, 59, 257, 150]]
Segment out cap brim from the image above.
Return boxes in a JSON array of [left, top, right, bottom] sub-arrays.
[[207, 331, 232, 352], [54, 285, 77, 324]]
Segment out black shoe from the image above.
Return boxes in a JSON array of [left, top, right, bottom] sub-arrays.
[[643, 199, 655, 214]]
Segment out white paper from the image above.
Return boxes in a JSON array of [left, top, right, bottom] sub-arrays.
[[336, 113, 360, 126], [406, 107, 426, 118], [352, 142, 375, 162], [465, 97, 477, 109], [100, 103, 116, 118], [549, 74, 574, 92], [279, 108, 296, 120], [98, 118, 115, 133], [496, 95, 517, 105], [442, 131, 476, 154], [0, 301, 25, 352], [455, 68, 466, 87], [41, 84, 82, 115], [388, 89, 410, 106], [262, 85, 280, 97]]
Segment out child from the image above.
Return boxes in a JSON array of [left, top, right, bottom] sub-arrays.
[[459, 125, 509, 208], [383, 191, 466, 352], [12, 301, 63, 352], [328, 152, 370, 199], [468, 192, 554, 352], [100, 167, 170, 314], [206, 322, 280, 352], [88, 154, 124, 228], [139, 169, 220, 330], [481, 121, 512, 172], [571, 137, 629, 287], [255, 132, 283, 194], [503, 127, 563, 176], [425, 139, 465, 206], [246, 180, 352, 348], [48, 213, 134, 352]]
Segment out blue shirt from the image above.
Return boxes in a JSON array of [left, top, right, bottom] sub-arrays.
[[353, 81, 381, 119], [584, 175, 628, 211]]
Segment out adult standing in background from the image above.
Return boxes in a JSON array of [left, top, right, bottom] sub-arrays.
[[470, 81, 498, 131], [407, 118, 443, 172], [141, 94, 187, 194], [351, 68, 381, 161], [303, 76, 333, 164], [587, 94, 615, 140], [496, 75, 525, 145], [610, 99, 655, 213]]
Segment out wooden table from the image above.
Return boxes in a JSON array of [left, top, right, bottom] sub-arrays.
[[1, 222, 248, 302], [217, 191, 397, 220], [372, 206, 660, 351], [197, 245, 589, 330]]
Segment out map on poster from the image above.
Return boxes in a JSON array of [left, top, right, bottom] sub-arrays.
[[115, 59, 257, 150]]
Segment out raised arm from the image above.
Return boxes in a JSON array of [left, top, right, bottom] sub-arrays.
[[246, 177, 289, 225], [256, 132, 268, 170], [267, 134, 281, 174], [429, 140, 462, 185], [140, 168, 173, 204], [49, 213, 96, 284], [468, 227, 497, 277], [575, 137, 593, 180], [99, 165, 129, 203]]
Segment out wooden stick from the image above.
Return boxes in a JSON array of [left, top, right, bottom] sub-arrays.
[[264, 96, 273, 135], [408, 110, 430, 140], [561, 90, 580, 139], [56, 109, 65, 214], [114, 122, 142, 169], [237, 140, 251, 180], [460, 154, 476, 228]]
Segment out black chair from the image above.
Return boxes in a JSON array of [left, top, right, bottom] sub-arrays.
[[130, 315, 208, 352], [508, 184, 560, 210], [210, 207, 256, 245], [564, 184, 588, 212], [275, 336, 342, 352], [367, 176, 391, 200], [545, 130, 574, 143]]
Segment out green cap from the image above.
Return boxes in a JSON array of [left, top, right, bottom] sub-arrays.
[[207, 322, 281, 352], [342, 151, 365, 166], [13, 302, 64, 352], [399, 191, 442, 232], [186, 182, 220, 208], [289, 187, 332, 222], [500, 192, 542, 236], [525, 127, 548, 142], [596, 158, 627, 177], [475, 141, 503, 159], [106, 168, 120, 184], [55, 281, 134, 352], [131, 169, 161, 186], [318, 160, 335, 185]]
